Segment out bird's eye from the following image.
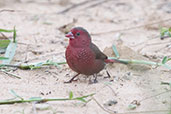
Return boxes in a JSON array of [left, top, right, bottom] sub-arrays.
[[76, 32, 80, 36]]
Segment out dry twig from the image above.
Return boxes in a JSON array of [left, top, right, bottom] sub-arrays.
[[0, 9, 15, 13], [92, 18, 171, 36], [58, 0, 103, 14]]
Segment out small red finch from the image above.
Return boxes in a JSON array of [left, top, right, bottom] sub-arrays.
[[65, 27, 124, 83]]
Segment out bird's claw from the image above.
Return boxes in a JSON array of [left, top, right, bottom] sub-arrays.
[[93, 79, 98, 83], [89, 76, 98, 84], [88, 79, 98, 84], [64, 73, 80, 83], [64, 78, 78, 83]]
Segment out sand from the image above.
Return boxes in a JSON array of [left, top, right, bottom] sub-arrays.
[[0, 0, 171, 114]]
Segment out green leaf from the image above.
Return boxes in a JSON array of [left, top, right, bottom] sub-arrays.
[[0, 28, 14, 33], [169, 27, 171, 32], [169, 82, 171, 88], [76, 98, 86, 103], [29, 62, 44, 69], [160, 28, 165, 36], [112, 44, 119, 58], [29, 97, 42, 100], [10, 90, 23, 100], [13, 26, 16, 43], [45, 60, 59, 67], [0, 57, 8, 60], [160, 27, 171, 37], [29, 66, 41, 70], [69, 91, 73, 99], [0, 39, 10, 49], [2, 41, 17, 64], [128, 104, 137, 110], [167, 58, 171, 62], [162, 56, 167, 64], [57, 61, 67, 65], [35, 62, 44, 67]]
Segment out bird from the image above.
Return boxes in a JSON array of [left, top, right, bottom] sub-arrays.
[[65, 27, 125, 83]]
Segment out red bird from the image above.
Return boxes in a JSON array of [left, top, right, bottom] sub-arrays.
[[65, 27, 123, 83]]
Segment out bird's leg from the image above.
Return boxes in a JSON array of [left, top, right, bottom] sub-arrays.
[[93, 74, 98, 83], [64, 73, 80, 83], [89, 74, 98, 84], [104, 70, 111, 78]]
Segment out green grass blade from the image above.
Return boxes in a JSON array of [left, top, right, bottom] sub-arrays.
[[169, 27, 171, 32], [0, 40, 10, 49], [2, 70, 21, 79], [167, 58, 171, 62], [69, 91, 73, 99], [2, 41, 17, 64], [160, 27, 171, 38], [109, 57, 171, 69], [29, 97, 42, 100], [75, 98, 86, 103], [0, 93, 95, 105], [162, 56, 167, 64], [10, 90, 23, 100], [112, 44, 119, 58], [0, 57, 8, 60], [0, 29, 14, 33], [13, 26, 16, 43], [128, 104, 137, 110]]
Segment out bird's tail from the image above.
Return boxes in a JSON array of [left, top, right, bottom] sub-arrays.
[[105, 59, 128, 64]]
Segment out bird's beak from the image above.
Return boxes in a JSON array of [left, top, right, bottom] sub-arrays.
[[65, 32, 74, 39]]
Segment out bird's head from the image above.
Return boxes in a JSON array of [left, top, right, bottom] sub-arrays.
[[65, 27, 92, 48]]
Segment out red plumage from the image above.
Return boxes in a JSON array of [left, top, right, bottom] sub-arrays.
[[65, 27, 116, 83]]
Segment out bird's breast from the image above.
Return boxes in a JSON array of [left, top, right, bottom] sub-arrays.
[[76, 48, 94, 63], [66, 47, 93, 70], [66, 46, 105, 75]]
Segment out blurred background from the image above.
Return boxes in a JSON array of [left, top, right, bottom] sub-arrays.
[[0, 0, 170, 114]]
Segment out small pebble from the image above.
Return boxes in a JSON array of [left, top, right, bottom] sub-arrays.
[[35, 103, 50, 110], [104, 100, 118, 106]]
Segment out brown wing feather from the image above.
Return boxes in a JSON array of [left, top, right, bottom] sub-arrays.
[[90, 43, 107, 60]]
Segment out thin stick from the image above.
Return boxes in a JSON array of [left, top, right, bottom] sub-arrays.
[[120, 110, 170, 114], [57, 0, 95, 14], [0, 93, 94, 105], [139, 90, 171, 102], [0, 32, 8, 39], [85, 0, 111, 9], [93, 97, 170, 114], [161, 81, 170, 85], [106, 84, 117, 96], [92, 97, 116, 114], [92, 18, 171, 35], [0, 9, 15, 13], [0, 70, 21, 79]]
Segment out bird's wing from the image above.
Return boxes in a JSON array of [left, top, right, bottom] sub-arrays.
[[90, 43, 107, 60]]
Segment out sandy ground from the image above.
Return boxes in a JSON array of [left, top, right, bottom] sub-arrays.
[[0, 0, 171, 114]]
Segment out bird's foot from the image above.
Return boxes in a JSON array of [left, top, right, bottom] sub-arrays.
[[88, 79, 98, 84], [64, 73, 80, 83], [64, 78, 78, 83], [89, 74, 98, 84], [93, 78, 98, 83], [104, 70, 111, 79]]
